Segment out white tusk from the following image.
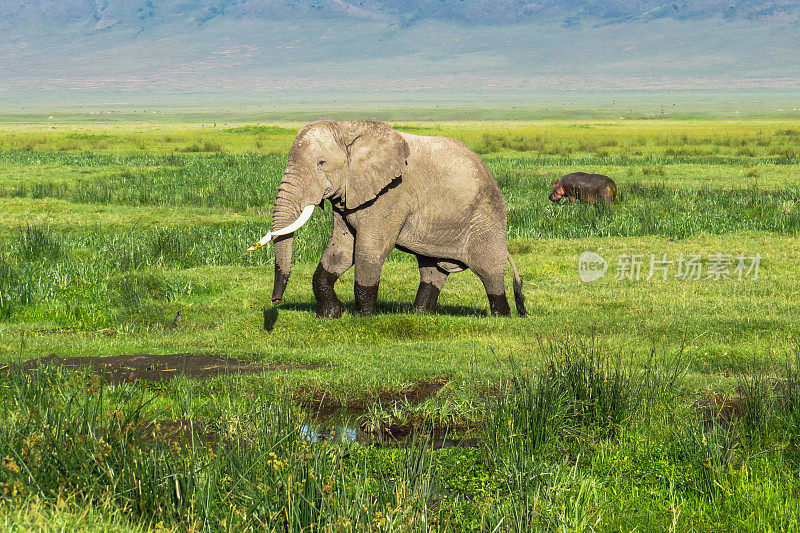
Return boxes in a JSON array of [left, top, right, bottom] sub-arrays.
[[247, 204, 316, 251], [271, 204, 317, 237]]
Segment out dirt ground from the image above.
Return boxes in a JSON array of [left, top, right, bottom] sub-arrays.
[[296, 378, 450, 417], [5, 359, 476, 448], [12, 353, 320, 384]]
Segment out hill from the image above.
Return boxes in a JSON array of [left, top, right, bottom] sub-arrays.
[[0, 1, 798, 110]]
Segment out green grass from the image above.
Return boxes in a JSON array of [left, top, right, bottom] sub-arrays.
[[3, 346, 800, 530], [1, 118, 800, 530]]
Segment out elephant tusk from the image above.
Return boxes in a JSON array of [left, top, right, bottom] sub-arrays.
[[247, 204, 316, 251], [272, 204, 317, 237]]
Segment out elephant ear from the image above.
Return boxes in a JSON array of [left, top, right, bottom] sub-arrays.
[[340, 121, 409, 210]]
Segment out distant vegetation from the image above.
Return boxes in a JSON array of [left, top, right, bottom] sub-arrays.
[[223, 125, 298, 135]]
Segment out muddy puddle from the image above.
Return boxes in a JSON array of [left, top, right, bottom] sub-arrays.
[[10, 353, 320, 384], [301, 423, 478, 449], [300, 419, 479, 449], [296, 378, 449, 417], [7, 358, 474, 449], [294, 378, 478, 448], [132, 418, 477, 450]]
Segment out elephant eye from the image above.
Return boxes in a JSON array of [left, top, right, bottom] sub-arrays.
[[317, 160, 326, 169]]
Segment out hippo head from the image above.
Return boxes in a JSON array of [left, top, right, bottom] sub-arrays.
[[549, 180, 564, 202]]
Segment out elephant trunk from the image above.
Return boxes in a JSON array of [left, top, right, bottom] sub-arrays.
[[272, 235, 292, 304], [270, 169, 324, 304]]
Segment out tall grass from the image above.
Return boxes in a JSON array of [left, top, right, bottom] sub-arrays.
[[0, 366, 441, 530], [2, 136, 799, 327], [487, 341, 646, 460], [1, 153, 286, 211], [0, 222, 332, 326], [722, 352, 800, 461], [478, 341, 800, 529], [481, 341, 645, 530], [5, 149, 799, 239], [3, 345, 800, 530]]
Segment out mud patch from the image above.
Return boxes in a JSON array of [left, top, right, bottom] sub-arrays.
[[138, 418, 217, 447], [358, 419, 480, 449], [17, 354, 320, 384], [296, 378, 449, 417]]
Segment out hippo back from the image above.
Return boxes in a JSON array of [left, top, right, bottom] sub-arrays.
[[561, 172, 616, 203]]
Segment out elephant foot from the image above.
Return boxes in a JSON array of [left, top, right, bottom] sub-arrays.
[[487, 293, 511, 317], [355, 283, 379, 316], [413, 282, 440, 313], [313, 265, 345, 318], [272, 267, 290, 304], [317, 300, 345, 319]]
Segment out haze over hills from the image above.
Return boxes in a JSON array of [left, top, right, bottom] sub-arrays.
[[3, 0, 800, 26], [0, 1, 798, 112]]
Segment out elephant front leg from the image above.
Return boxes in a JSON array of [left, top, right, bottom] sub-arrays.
[[313, 265, 347, 318], [313, 212, 355, 318], [353, 233, 397, 317], [413, 256, 449, 313]]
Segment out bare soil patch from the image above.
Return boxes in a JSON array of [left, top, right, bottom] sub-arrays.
[[16, 353, 319, 384], [296, 378, 449, 417]]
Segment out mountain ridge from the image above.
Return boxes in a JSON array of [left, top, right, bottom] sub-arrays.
[[1, 1, 798, 105], [3, 0, 800, 29]]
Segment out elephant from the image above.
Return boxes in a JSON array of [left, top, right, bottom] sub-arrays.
[[249, 120, 526, 318]]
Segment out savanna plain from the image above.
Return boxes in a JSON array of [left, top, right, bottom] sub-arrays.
[[1, 117, 800, 531]]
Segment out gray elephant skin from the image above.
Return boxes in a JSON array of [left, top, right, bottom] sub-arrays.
[[263, 120, 526, 318]]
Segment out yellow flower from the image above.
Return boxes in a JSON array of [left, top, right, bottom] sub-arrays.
[[4, 456, 20, 474]]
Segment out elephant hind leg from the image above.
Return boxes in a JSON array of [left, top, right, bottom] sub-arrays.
[[483, 280, 511, 316], [467, 247, 511, 317], [413, 255, 449, 313]]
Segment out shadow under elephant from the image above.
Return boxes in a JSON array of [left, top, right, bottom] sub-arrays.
[[268, 300, 492, 320]]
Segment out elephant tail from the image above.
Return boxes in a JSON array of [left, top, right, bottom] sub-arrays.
[[506, 253, 527, 317]]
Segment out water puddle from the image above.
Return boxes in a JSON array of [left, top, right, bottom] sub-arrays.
[[300, 422, 478, 449], [301, 424, 358, 442]]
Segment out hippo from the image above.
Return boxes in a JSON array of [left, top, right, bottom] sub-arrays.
[[549, 172, 617, 204]]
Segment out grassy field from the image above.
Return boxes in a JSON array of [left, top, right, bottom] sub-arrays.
[[1, 119, 800, 530]]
